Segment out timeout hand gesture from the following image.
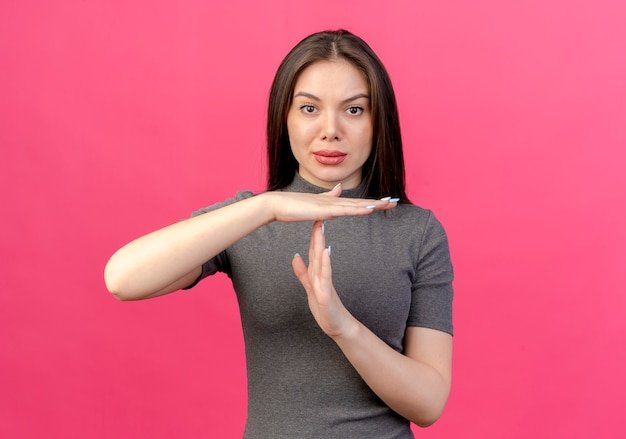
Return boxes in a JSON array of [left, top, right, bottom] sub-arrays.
[[289, 186, 398, 337]]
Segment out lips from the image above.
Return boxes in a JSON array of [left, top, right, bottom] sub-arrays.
[[313, 150, 347, 165]]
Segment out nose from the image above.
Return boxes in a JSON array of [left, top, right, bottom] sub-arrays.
[[320, 111, 340, 141]]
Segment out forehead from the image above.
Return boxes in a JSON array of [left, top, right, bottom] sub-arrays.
[[293, 60, 369, 95]]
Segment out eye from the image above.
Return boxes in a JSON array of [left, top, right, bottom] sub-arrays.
[[346, 106, 364, 115], [300, 105, 317, 114]]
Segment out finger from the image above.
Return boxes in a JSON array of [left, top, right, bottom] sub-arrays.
[[320, 245, 333, 285], [361, 197, 401, 212], [338, 196, 399, 211], [382, 197, 401, 207], [308, 221, 326, 276], [291, 253, 312, 291], [311, 239, 334, 306]]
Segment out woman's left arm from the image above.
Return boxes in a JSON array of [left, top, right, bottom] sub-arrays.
[[292, 221, 452, 427], [332, 322, 451, 427]]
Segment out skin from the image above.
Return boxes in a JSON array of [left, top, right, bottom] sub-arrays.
[[105, 59, 451, 427], [287, 59, 373, 189]]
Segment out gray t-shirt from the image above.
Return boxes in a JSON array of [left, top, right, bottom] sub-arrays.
[[189, 174, 454, 439]]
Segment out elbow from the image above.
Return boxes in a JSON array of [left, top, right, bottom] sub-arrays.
[[104, 259, 136, 301], [106, 284, 130, 301], [412, 404, 446, 428], [410, 385, 450, 428], [104, 273, 129, 301], [413, 366, 452, 428], [413, 410, 444, 428], [410, 386, 450, 428]]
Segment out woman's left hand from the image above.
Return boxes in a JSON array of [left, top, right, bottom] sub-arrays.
[[292, 220, 356, 338]]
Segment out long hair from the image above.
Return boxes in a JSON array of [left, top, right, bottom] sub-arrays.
[[266, 30, 409, 203]]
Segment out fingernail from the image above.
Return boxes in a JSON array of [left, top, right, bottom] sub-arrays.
[[380, 196, 391, 201], [294, 253, 300, 258], [365, 205, 376, 209], [389, 198, 400, 203], [322, 220, 326, 234], [327, 246, 331, 257], [333, 182, 341, 190]]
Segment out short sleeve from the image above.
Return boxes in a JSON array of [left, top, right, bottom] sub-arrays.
[[182, 190, 255, 289], [407, 211, 454, 335]]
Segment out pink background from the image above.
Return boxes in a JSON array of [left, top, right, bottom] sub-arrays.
[[2, 1, 625, 437]]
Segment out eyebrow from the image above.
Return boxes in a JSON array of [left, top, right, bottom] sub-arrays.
[[293, 91, 370, 104]]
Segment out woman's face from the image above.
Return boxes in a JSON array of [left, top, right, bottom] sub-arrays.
[[287, 60, 373, 189]]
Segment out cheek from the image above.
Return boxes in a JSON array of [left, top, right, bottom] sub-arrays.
[[286, 112, 301, 134], [287, 119, 315, 146], [358, 125, 374, 151], [360, 134, 374, 162]]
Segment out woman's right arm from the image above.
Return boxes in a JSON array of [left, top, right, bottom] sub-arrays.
[[104, 186, 396, 301], [104, 192, 276, 301]]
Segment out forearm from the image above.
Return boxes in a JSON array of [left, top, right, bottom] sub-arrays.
[[332, 322, 452, 427], [104, 193, 274, 300]]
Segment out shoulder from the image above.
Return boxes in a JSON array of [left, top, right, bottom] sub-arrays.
[[189, 190, 256, 217], [382, 204, 451, 258], [393, 202, 432, 220], [388, 203, 446, 233]]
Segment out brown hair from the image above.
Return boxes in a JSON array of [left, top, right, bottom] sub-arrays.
[[266, 29, 409, 203]]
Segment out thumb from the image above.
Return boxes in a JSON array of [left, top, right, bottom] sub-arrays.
[[292, 253, 312, 291], [324, 182, 342, 198]]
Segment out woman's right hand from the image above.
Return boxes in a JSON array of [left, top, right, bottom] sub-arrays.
[[265, 183, 398, 223]]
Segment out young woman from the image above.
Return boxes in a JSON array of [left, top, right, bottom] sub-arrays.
[[105, 30, 454, 439]]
